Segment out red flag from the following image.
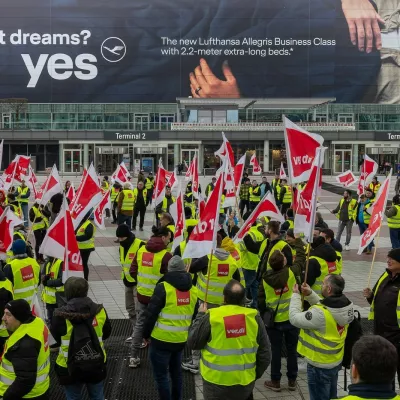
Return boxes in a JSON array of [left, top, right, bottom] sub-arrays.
[[0, 208, 24, 256], [112, 162, 129, 186], [36, 165, 63, 205], [182, 170, 224, 259], [215, 132, 235, 169], [294, 147, 325, 242], [198, 193, 206, 217], [250, 153, 261, 175], [94, 191, 111, 230], [2, 158, 18, 191], [358, 171, 391, 254], [192, 156, 199, 199], [40, 197, 84, 282], [15, 155, 30, 181], [336, 170, 356, 188], [26, 166, 38, 200], [222, 161, 236, 208], [233, 193, 284, 243], [66, 185, 75, 203], [170, 185, 185, 252], [284, 117, 324, 184], [153, 160, 167, 206], [166, 168, 178, 190], [234, 154, 246, 196], [358, 155, 378, 195], [279, 162, 287, 179], [185, 159, 193, 181], [69, 164, 102, 229]]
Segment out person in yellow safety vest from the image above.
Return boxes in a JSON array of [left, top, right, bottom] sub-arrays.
[[281, 208, 294, 232], [41, 256, 64, 326], [368, 176, 381, 194], [249, 180, 261, 212], [278, 179, 292, 215], [305, 236, 340, 299], [187, 280, 271, 399], [145, 171, 155, 207], [16, 180, 30, 228], [297, 182, 307, 191], [3, 240, 40, 307], [29, 201, 50, 263], [6, 193, 22, 220], [160, 212, 175, 250], [184, 206, 198, 239], [319, 229, 343, 274], [129, 226, 173, 368], [220, 236, 246, 288], [143, 256, 197, 400], [102, 176, 110, 190], [218, 190, 227, 225], [0, 299, 50, 400], [355, 192, 375, 254], [0, 271, 13, 355], [52, 277, 112, 397], [341, 335, 400, 400], [385, 195, 400, 250], [156, 185, 176, 225], [331, 189, 357, 251], [289, 275, 354, 400], [132, 181, 147, 231], [258, 221, 293, 278], [271, 174, 281, 195], [205, 177, 217, 199], [259, 250, 301, 392], [116, 224, 145, 342], [238, 222, 265, 308], [183, 186, 196, 219], [117, 182, 135, 227], [110, 182, 122, 224], [75, 213, 96, 281]]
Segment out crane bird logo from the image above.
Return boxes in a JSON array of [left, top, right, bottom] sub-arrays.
[[101, 37, 126, 62]]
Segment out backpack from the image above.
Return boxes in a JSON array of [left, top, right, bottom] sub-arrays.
[[342, 309, 363, 370], [67, 317, 105, 382]]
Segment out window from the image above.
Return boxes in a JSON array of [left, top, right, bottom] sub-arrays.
[[198, 110, 212, 124], [338, 114, 354, 123], [212, 110, 226, 124], [315, 114, 327, 123]]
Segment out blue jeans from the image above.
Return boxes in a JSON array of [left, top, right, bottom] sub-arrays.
[[20, 202, 29, 227], [390, 228, 400, 249], [118, 214, 132, 229], [64, 382, 104, 400], [149, 344, 183, 400], [242, 269, 258, 308], [358, 222, 374, 250], [307, 364, 341, 400]]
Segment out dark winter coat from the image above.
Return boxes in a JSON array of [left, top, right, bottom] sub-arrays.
[[305, 243, 338, 287]]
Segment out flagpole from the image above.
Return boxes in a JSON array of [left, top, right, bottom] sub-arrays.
[[64, 202, 69, 284], [367, 226, 382, 288], [203, 249, 214, 306]]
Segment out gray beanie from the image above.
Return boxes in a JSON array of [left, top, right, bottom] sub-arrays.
[[168, 256, 186, 272]]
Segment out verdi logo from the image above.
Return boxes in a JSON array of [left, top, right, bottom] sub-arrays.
[[224, 314, 247, 338], [176, 290, 190, 306], [217, 264, 229, 277], [20, 265, 34, 282], [142, 252, 154, 267], [328, 262, 337, 273]]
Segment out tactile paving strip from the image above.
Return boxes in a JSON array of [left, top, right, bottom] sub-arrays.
[[48, 319, 196, 400]]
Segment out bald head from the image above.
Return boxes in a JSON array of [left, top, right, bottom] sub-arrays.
[[223, 280, 245, 306]]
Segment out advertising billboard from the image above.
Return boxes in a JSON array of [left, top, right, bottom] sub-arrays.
[[0, 0, 395, 103]]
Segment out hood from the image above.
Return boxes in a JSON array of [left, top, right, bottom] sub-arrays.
[[160, 271, 193, 291], [119, 234, 135, 251], [146, 236, 168, 253], [264, 266, 290, 290], [311, 243, 337, 262], [321, 294, 354, 326], [214, 248, 230, 261], [330, 239, 343, 253], [54, 297, 103, 322]]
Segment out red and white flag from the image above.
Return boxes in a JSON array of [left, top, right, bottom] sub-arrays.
[[2, 155, 31, 190], [111, 162, 130, 185], [153, 160, 167, 207], [250, 153, 262, 175], [36, 164, 63, 205], [294, 147, 326, 242], [192, 156, 200, 199], [336, 170, 356, 188], [234, 154, 246, 196], [0, 208, 24, 257], [284, 117, 324, 184], [233, 193, 284, 243], [69, 164, 102, 229], [198, 193, 206, 217], [215, 132, 235, 168], [66, 185, 75, 203], [358, 155, 378, 195], [279, 162, 287, 179], [94, 191, 111, 230], [26, 165, 38, 199], [31, 294, 57, 345], [182, 169, 224, 259], [222, 161, 236, 208], [166, 168, 178, 190], [358, 171, 391, 254], [40, 197, 84, 282], [185, 159, 193, 181], [0, 140, 4, 172], [170, 184, 185, 252]]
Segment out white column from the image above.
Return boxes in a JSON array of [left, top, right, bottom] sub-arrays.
[[58, 143, 63, 173], [263, 140, 269, 173], [174, 144, 180, 169], [198, 144, 204, 172], [352, 144, 359, 173], [83, 143, 89, 170]]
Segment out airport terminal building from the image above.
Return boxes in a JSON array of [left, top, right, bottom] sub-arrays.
[[0, 98, 399, 175]]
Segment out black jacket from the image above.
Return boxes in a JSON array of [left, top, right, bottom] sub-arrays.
[[134, 188, 146, 210], [143, 271, 194, 351], [304, 243, 338, 287], [346, 383, 398, 399], [41, 258, 64, 299], [367, 270, 400, 345], [0, 270, 13, 318], [330, 239, 343, 253], [51, 297, 112, 385], [2, 316, 48, 400], [119, 234, 145, 287]]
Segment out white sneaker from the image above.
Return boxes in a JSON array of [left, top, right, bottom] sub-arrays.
[[125, 336, 133, 343], [129, 357, 140, 368], [297, 358, 307, 372], [345, 245, 350, 251]]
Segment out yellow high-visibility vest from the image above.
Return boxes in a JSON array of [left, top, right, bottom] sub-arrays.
[[17, 186, 29, 203], [309, 256, 339, 298], [76, 220, 96, 250], [31, 205, 48, 231], [42, 259, 64, 305], [121, 189, 135, 211], [120, 238, 144, 283], [388, 205, 400, 229]]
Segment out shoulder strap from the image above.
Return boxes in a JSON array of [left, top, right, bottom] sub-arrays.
[[274, 287, 285, 313]]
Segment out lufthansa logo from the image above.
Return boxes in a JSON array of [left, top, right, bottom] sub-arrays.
[[101, 37, 127, 63]]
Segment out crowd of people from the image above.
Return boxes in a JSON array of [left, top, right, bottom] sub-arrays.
[[0, 171, 399, 400]]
